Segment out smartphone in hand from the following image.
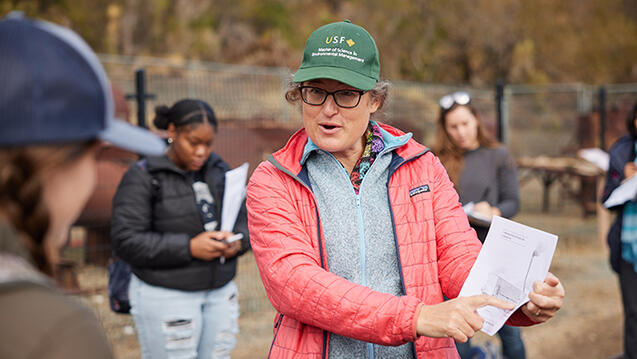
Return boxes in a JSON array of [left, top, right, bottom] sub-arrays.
[[223, 233, 243, 244]]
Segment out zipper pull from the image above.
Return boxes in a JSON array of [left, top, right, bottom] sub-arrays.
[[274, 313, 284, 328]]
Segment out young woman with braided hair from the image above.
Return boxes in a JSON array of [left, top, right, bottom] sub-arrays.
[[111, 98, 250, 359]]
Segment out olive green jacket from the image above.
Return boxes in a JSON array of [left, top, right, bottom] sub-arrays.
[[0, 221, 113, 359]]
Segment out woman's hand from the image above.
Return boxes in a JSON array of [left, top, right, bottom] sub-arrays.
[[625, 163, 637, 179], [473, 201, 501, 219], [189, 231, 229, 261], [416, 295, 514, 342], [219, 233, 242, 259], [521, 272, 564, 323]]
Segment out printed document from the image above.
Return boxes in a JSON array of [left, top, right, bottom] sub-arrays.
[[459, 216, 558, 335], [603, 175, 637, 209], [220, 162, 249, 232]]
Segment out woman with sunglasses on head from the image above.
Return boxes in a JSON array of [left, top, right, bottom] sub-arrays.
[[435, 92, 525, 359], [0, 14, 165, 359], [110, 99, 250, 359], [247, 20, 564, 359]]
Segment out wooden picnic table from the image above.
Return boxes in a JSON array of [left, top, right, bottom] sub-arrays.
[[516, 156, 605, 216]]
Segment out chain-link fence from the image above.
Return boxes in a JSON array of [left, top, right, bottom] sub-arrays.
[[503, 84, 593, 157], [100, 53, 637, 154], [99, 54, 297, 126]]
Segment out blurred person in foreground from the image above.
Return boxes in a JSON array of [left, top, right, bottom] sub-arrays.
[[110, 99, 250, 359], [0, 12, 165, 359], [246, 20, 564, 358], [602, 100, 637, 359], [434, 92, 525, 359]]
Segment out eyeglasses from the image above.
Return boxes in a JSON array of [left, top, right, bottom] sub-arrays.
[[439, 91, 471, 110], [299, 86, 367, 109]]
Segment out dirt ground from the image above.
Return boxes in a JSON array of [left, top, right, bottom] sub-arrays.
[[76, 179, 625, 359]]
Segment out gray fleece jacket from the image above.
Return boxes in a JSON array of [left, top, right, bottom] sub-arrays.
[[301, 124, 414, 359]]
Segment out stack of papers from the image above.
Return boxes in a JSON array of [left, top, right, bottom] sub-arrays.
[[603, 175, 637, 209], [459, 216, 558, 335], [577, 148, 609, 172], [220, 162, 249, 232]]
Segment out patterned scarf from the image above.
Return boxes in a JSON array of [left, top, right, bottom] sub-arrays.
[[350, 123, 385, 194], [621, 141, 637, 272]]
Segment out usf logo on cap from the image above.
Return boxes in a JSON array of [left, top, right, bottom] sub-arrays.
[[325, 36, 356, 47], [294, 20, 380, 91]]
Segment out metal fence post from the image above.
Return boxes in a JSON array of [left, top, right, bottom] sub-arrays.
[[126, 68, 156, 128], [598, 86, 606, 149], [495, 80, 506, 143], [135, 69, 147, 128]]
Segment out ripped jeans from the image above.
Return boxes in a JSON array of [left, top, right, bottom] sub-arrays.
[[129, 275, 239, 359]]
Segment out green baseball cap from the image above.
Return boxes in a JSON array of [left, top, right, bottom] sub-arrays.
[[293, 20, 380, 91]]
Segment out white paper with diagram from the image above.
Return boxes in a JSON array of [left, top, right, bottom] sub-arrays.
[[458, 216, 558, 335]]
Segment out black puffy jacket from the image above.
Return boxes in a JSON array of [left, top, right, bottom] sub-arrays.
[[110, 152, 250, 291]]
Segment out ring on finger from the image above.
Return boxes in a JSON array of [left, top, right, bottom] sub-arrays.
[[535, 309, 541, 316]]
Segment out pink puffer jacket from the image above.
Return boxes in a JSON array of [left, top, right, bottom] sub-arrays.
[[247, 123, 533, 358]]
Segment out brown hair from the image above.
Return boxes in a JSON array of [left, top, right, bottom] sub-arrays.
[[0, 141, 96, 275], [434, 103, 498, 186], [285, 79, 390, 118]]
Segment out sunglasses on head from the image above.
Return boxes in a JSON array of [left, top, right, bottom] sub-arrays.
[[439, 91, 471, 110]]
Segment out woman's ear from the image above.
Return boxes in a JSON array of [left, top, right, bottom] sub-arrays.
[[369, 96, 381, 114], [167, 123, 177, 142]]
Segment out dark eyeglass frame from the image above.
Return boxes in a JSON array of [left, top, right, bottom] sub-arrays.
[[299, 86, 367, 109], [439, 91, 471, 110]]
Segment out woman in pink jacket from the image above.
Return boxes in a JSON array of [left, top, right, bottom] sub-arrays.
[[246, 20, 564, 359]]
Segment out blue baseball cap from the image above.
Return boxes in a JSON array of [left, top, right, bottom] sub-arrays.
[[0, 12, 165, 155]]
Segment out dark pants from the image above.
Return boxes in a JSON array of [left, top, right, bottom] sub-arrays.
[[620, 258, 637, 359], [456, 325, 526, 359]]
